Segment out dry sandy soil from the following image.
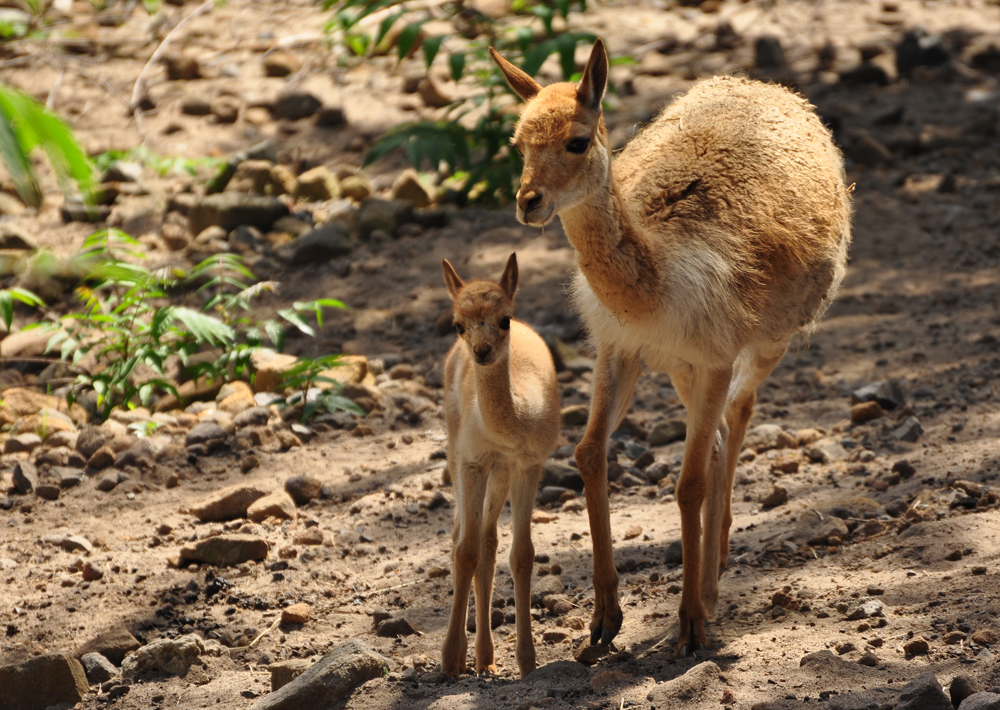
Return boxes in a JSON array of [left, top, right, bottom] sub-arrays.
[[2, 0, 1000, 709]]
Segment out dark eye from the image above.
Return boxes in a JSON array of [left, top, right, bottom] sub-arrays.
[[499, 317, 510, 330], [455, 323, 465, 335], [567, 137, 590, 154]]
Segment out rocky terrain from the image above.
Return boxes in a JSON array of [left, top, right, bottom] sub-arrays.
[[2, 0, 1000, 709]]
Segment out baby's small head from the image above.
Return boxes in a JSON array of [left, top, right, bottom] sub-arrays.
[[442, 253, 518, 367]]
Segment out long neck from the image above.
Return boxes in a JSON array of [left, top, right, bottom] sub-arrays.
[[473, 355, 518, 439], [558, 164, 661, 319]]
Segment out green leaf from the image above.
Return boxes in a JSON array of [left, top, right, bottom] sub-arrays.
[[522, 39, 557, 77], [553, 0, 570, 19], [423, 35, 444, 68], [449, 52, 466, 82], [376, 10, 404, 47], [173, 307, 235, 346], [556, 32, 578, 81], [397, 21, 426, 61], [277, 309, 315, 337], [529, 4, 554, 36], [263, 320, 285, 351], [0, 291, 10, 331]]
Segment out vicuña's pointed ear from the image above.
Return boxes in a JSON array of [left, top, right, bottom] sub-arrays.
[[499, 253, 518, 300], [577, 39, 608, 113], [442, 259, 465, 300], [489, 47, 541, 102]]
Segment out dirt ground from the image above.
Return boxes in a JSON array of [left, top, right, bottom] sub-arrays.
[[2, 0, 1000, 708]]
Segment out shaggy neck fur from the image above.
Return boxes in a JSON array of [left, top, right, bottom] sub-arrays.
[[558, 153, 662, 320]]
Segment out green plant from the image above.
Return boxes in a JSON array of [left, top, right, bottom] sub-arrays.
[[0, 286, 45, 331], [0, 82, 93, 208], [324, 0, 628, 204], [276, 355, 366, 422], [48, 229, 351, 420], [93, 146, 226, 180]]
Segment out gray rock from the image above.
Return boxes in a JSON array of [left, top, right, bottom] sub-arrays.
[[754, 36, 786, 68], [356, 198, 413, 238], [799, 649, 861, 674], [180, 534, 268, 567], [538, 486, 571, 506], [5, 433, 42, 454], [285, 476, 322, 506], [75, 626, 141, 665], [191, 485, 271, 523], [230, 225, 263, 252], [892, 416, 924, 443], [11, 461, 38, 494], [0, 651, 89, 710], [77, 425, 116, 458], [531, 574, 565, 605], [121, 633, 226, 680], [846, 598, 884, 620], [647, 661, 724, 705], [806, 438, 850, 464], [374, 618, 418, 637], [761, 485, 789, 507], [744, 424, 796, 453], [80, 652, 119, 684], [186, 421, 228, 447], [102, 160, 143, 183], [648, 419, 686, 446], [829, 688, 899, 710], [96, 473, 120, 492], [960, 693, 1000, 710], [664, 539, 683, 565], [248, 639, 389, 710], [188, 193, 290, 235], [896, 672, 952, 710], [281, 223, 352, 265], [270, 90, 322, 121], [540, 462, 584, 491], [35, 483, 60, 500], [181, 95, 212, 116], [851, 379, 906, 410], [897, 29, 950, 76], [952, 676, 981, 708], [234, 406, 271, 429]]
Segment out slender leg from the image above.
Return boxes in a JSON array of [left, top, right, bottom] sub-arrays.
[[509, 463, 542, 677], [574, 348, 642, 646], [442, 459, 490, 677], [673, 364, 732, 658], [699, 425, 729, 620], [474, 466, 510, 674]]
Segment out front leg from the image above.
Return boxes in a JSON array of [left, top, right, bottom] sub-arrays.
[[672, 364, 732, 658], [574, 348, 641, 646]]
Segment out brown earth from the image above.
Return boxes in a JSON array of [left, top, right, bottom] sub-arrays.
[[2, 0, 1000, 709]]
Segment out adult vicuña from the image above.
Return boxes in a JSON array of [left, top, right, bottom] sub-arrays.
[[491, 41, 852, 657], [440, 253, 560, 678]]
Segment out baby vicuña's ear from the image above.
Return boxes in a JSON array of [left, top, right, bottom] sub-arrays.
[[442, 259, 466, 300], [489, 47, 542, 102], [499, 253, 518, 300], [577, 38, 608, 113]]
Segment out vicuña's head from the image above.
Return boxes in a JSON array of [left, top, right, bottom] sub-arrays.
[[490, 39, 610, 227], [442, 253, 519, 367]]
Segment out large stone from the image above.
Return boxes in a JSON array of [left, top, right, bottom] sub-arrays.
[[791, 515, 849, 546], [295, 167, 341, 202], [0, 329, 61, 359], [896, 672, 952, 710], [0, 651, 89, 710], [285, 476, 322, 506], [248, 491, 297, 522], [75, 626, 141, 665], [851, 380, 906, 410], [180, 534, 268, 567], [189, 484, 270, 522], [531, 574, 565, 606], [743, 424, 797, 453], [108, 195, 166, 237], [951, 676, 981, 708], [390, 168, 433, 208], [339, 175, 372, 201], [541, 462, 584, 491], [649, 419, 686, 446], [11, 461, 38, 494], [356, 198, 413, 239], [0, 387, 87, 426], [270, 90, 322, 121], [13, 408, 77, 437], [282, 223, 352, 265], [121, 634, 225, 680], [646, 661, 725, 705], [185, 421, 228, 448], [80, 652, 119, 684], [217, 380, 256, 415], [959, 694, 1000, 710], [76, 425, 116, 458], [187, 193, 289, 235], [251, 349, 299, 393], [248, 640, 388, 710]]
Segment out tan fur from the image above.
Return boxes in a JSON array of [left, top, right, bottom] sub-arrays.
[[439, 253, 560, 679], [493, 40, 852, 656]]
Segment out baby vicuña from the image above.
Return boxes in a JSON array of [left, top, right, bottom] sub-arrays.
[[440, 253, 560, 678]]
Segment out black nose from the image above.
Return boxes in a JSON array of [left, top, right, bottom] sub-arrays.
[[520, 192, 543, 213], [474, 344, 492, 360]]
